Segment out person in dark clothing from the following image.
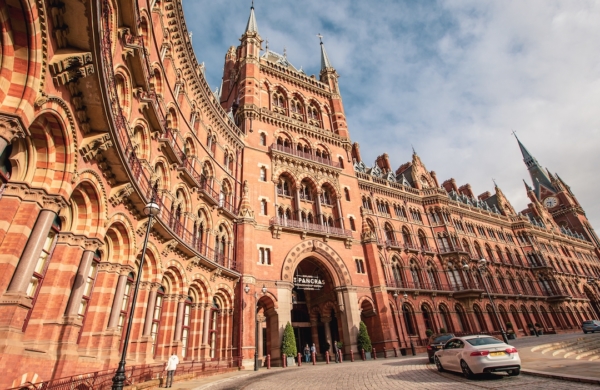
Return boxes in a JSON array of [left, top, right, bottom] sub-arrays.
[[333, 340, 339, 363]]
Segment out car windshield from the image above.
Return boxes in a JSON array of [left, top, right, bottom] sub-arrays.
[[433, 335, 453, 344], [583, 321, 595, 325], [466, 337, 504, 346]]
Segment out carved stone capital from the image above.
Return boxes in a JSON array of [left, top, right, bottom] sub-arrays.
[[0, 114, 27, 143]]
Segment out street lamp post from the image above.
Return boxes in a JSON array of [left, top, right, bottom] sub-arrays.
[[467, 259, 509, 344], [245, 284, 267, 371], [111, 196, 160, 390]]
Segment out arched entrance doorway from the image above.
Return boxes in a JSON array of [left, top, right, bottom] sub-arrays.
[[291, 257, 341, 358], [280, 240, 359, 360]]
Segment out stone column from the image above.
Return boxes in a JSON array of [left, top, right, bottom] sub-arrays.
[[257, 314, 264, 357], [322, 317, 332, 349], [174, 297, 185, 341], [65, 250, 96, 316], [7, 209, 57, 294], [107, 274, 128, 329], [143, 286, 159, 336], [202, 304, 211, 345], [336, 197, 345, 229], [316, 190, 324, 225], [295, 189, 302, 220], [310, 319, 320, 356]]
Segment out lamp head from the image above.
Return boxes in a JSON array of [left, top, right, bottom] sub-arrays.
[[261, 284, 267, 294], [462, 264, 469, 271], [403, 293, 408, 300], [143, 201, 160, 217], [244, 284, 250, 294], [478, 258, 487, 267], [393, 291, 398, 298]]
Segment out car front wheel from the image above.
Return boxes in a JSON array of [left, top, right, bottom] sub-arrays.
[[508, 368, 520, 376], [434, 356, 444, 372], [460, 360, 474, 379]]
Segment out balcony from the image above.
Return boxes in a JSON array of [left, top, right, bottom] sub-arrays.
[[158, 128, 185, 164], [438, 245, 470, 256], [198, 180, 220, 207], [385, 240, 438, 254], [179, 159, 204, 188], [269, 217, 353, 238], [386, 280, 454, 293], [527, 260, 553, 270], [270, 143, 342, 169]]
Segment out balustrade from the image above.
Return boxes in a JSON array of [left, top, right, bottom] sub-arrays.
[[270, 217, 352, 238], [270, 143, 341, 168]]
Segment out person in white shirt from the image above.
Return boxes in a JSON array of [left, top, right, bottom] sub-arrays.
[[164, 353, 179, 388]]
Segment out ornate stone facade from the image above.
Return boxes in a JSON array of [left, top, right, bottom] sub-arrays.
[[0, 0, 598, 388]]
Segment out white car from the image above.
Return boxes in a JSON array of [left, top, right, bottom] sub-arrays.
[[433, 335, 521, 378]]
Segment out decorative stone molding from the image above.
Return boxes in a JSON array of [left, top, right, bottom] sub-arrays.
[[210, 267, 222, 282], [80, 133, 113, 163], [108, 183, 134, 207], [0, 114, 27, 143], [161, 239, 178, 256], [49, 51, 95, 86]]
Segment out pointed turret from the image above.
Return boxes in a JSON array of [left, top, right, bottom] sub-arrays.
[[514, 134, 555, 199], [316, 34, 348, 137], [245, 3, 258, 34], [319, 37, 333, 71]]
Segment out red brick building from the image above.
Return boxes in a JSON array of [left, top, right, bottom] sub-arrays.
[[0, 0, 598, 387]]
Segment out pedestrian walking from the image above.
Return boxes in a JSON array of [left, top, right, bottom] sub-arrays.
[[333, 340, 339, 363], [164, 353, 179, 388], [304, 344, 310, 363], [310, 343, 316, 361]]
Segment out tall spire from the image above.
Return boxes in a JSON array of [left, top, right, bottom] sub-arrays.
[[245, 2, 258, 34], [513, 133, 555, 198], [318, 34, 333, 70]]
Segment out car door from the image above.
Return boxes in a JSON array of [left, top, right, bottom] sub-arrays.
[[440, 339, 458, 370], [446, 339, 465, 371]]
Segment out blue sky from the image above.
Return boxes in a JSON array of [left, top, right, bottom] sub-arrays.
[[182, 0, 600, 230]]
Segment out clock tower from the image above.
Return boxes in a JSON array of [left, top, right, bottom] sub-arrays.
[[515, 136, 600, 250]]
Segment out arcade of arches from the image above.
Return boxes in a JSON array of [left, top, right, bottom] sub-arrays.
[[0, 0, 598, 388]]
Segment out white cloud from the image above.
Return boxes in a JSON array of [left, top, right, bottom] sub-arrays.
[[183, 0, 600, 229]]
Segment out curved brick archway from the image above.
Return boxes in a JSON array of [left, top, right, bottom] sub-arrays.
[[281, 239, 352, 288]]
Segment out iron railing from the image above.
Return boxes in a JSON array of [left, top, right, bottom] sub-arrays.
[[270, 217, 353, 237], [8, 358, 237, 390], [270, 143, 342, 168]]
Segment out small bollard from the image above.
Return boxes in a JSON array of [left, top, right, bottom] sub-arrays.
[[267, 354, 271, 369], [283, 353, 287, 368], [394, 347, 398, 357], [383, 346, 387, 358], [298, 353, 302, 367], [339, 350, 343, 363], [361, 348, 366, 361], [373, 347, 377, 360], [325, 351, 330, 364], [312, 352, 316, 365], [350, 350, 354, 362]]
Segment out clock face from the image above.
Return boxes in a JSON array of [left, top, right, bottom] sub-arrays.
[[544, 196, 558, 208]]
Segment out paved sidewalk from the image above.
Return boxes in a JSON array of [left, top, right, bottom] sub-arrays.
[[170, 355, 598, 390], [163, 334, 600, 389], [511, 333, 600, 383]]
